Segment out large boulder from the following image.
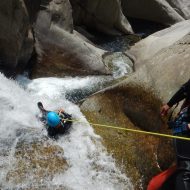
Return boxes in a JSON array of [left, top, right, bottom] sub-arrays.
[[127, 21, 190, 104], [70, 0, 133, 35], [121, 0, 184, 26], [127, 33, 190, 105], [32, 10, 111, 78], [0, 0, 33, 74], [80, 87, 174, 189], [129, 20, 190, 66]]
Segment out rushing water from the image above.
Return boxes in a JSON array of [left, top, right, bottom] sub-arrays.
[[0, 73, 133, 189]]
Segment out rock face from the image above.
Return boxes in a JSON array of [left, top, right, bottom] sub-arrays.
[[129, 20, 190, 67], [166, 0, 190, 19], [1, 0, 189, 78], [31, 1, 114, 78], [48, 0, 74, 32], [129, 20, 190, 65], [80, 87, 174, 189], [0, 0, 33, 74], [70, 0, 133, 35], [32, 22, 111, 77], [121, 0, 184, 26], [5, 130, 67, 189], [23, 0, 47, 23], [128, 22, 190, 104]]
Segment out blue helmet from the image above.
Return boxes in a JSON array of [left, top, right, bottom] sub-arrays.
[[47, 112, 60, 127]]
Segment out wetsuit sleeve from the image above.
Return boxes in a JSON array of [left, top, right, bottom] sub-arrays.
[[167, 80, 190, 107]]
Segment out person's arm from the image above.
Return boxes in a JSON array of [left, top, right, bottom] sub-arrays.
[[58, 109, 64, 114], [58, 109, 72, 118], [167, 79, 190, 107], [161, 80, 190, 116]]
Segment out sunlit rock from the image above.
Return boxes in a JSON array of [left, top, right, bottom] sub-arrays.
[[127, 23, 190, 104], [129, 20, 190, 64]]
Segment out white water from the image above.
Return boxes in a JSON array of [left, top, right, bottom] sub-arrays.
[[0, 73, 133, 189], [112, 57, 133, 79]]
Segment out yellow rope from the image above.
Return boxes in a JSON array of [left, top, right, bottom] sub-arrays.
[[65, 119, 190, 141]]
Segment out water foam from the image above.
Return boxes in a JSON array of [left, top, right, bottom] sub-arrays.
[[0, 73, 133, 189]]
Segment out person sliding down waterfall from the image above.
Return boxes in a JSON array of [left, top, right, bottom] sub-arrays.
[[37, 102, 72, 139]]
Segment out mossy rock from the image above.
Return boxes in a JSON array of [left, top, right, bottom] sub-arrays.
[[80, 84, 175, 189]]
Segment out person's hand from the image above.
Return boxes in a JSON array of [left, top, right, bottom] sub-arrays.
[[160, 104, 170, 116], [58, 109, 64, 114], [188, 124, 190, 130]]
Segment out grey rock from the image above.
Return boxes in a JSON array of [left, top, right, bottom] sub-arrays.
[[70, 0, 133, 35], [0, 0, 33, 72], [121, 0, 184, 26]]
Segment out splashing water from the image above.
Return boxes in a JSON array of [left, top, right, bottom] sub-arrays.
[[0, 73, 133, 189]]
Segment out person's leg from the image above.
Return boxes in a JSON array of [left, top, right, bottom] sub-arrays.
[[174, 138, 190, 190], [175, 169, 190, 190]]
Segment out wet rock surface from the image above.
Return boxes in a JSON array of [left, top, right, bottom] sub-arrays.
[[80, 86, 175, 189], [4, 129, 67, 189], [31, 31, 111, 78], [1, 1, 190, 189]]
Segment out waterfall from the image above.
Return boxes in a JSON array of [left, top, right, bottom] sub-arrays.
[[0, 73, 133, 189]]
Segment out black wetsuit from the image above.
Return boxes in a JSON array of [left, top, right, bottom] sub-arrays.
[[167, 79, 190, 108], [40, 110, 72, 139], [47, 112, 72, 138], [161, 79, 190, 190]]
